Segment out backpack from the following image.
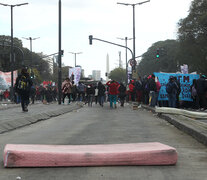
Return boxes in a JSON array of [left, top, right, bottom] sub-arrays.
[[191, 85, 197, 97], [166, 82, 173, 94], [17, 76, 29, 91]]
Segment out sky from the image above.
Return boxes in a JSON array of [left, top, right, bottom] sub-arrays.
[[0, 0, 193, 78]]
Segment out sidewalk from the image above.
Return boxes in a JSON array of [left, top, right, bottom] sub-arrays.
[[141, 104, 207, 146], [0, 102, 83, 134]]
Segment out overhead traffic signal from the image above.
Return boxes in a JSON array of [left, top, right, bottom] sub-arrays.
[[156, 49, 160, 58], [89, 35, 93, 45]]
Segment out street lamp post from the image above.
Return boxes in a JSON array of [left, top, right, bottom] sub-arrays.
[[69, 52, 82, 67], [117, 0, 150, 73], [22, 37, 40, 67], [58, 0, 62, 105], [117, 37, 133, 85], [0, 2, 28, 102]]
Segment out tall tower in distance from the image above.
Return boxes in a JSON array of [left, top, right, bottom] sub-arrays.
[[106, 54, 109, 82]]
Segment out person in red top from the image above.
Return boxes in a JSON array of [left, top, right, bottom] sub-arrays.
[[106, 80, 119, 108], [3, 89, 10, 101], [129, 80, 135, 101]]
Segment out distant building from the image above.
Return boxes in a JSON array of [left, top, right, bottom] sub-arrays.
[[92, 70, 101, 81]]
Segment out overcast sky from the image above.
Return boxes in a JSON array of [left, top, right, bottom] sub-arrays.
[[0, 0, 193, 78]]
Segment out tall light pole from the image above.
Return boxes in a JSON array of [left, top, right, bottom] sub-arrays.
[[58, 0, 62, 105], [69, 52, 82, 67], [117, 37, 133, 85], [117, 0, 150, 73], [0, 2, 28, 101], [22, 37, 40, 67]]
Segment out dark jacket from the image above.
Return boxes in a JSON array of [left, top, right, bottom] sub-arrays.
[[15, 73, 33, 95], [148, 78, 157, 92], [135, 80, 143, 91], [118, 84, 126, 98], [86, 86, 95, 95], [196, 77, 206, 94], [98, 83, 105, 96]]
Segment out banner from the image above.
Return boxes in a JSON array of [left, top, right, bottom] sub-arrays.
[[154, 72, 199, 101], [0, 71, 18, 89], [69, 67, 81, 85], [180, 64, 188, 74]]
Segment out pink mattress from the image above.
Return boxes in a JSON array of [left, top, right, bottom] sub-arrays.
[[4, 142, 177, 167]]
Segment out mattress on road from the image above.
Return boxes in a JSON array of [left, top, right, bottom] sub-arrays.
[[4, 142, 178, 167]]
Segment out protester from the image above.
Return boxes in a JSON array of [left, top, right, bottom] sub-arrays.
[[86, 84, 95, 107], [166, 76, 179, 108], [196, 75, 207, 110], [3, 89, 9, 101], [148, 74, 157, 107], [71, 81, 77, 102], [94, 86, 98, 104], [128, 80, 135, 101], [118, 82, 126, 107], [155, 77, 161, 107], [61, 77, 72, 105], [97, 81, 105, 107], [174, 77, 181, 108], [106, 80, 119, 108], [30, 85, 36, 104], [77, 82, 85, 102], [134, 76, 143, 105], [15, 68, 33, 112], [51, 86, 57, 101], [191, 79, 199, 109], [142, 75, 149, 104]]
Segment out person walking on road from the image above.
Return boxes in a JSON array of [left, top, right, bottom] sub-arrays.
[[77, 82, 85, 102], [15, 68, 33, 112], [128, 80, 135, 102], [86, 84, 95, 107], [97, 81, 105, 107], [118, 82, 126, 107], [134, 76, 143, 105], [62, 77, 72, 105], [106, 80, 119, 108]]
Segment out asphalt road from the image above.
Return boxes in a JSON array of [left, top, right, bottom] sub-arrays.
[[0, 103, 207, 180]]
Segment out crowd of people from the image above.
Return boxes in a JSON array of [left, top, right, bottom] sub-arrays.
[[1, 68, 207, 112]]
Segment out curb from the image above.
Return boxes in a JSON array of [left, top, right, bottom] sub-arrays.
[[0, 103, 83, 134], [141, 105, 207, 146]]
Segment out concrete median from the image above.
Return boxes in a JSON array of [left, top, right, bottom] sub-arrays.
[[4, 142, 177, 167]]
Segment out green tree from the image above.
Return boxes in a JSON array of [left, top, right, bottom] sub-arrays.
[[137, 40, 179, 77], [108, 68, 126, 83], [0, 35, 53, 84], [177, 0, 207, 74]]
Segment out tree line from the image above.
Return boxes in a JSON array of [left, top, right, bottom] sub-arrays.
[[110, 0, 207, 82], [138, 0, 207, 77], [0, 35, 70, 85]]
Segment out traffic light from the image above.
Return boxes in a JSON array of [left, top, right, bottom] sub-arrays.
[[156, 49, 160, 58], [61, 50, 64, 56], [31, 71, 34, 79], [89, 35, 93, 45]]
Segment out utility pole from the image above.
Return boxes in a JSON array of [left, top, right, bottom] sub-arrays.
[[22, 37, 39, 66], [58, 0, 62, 105], [117, 0, 150, 74], [69, 52, 82, 67], [0, 2, 28, 102], [117, 37, 133, 85]]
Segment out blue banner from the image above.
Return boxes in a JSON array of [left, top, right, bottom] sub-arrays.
[[154, 72, 199, 101]]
